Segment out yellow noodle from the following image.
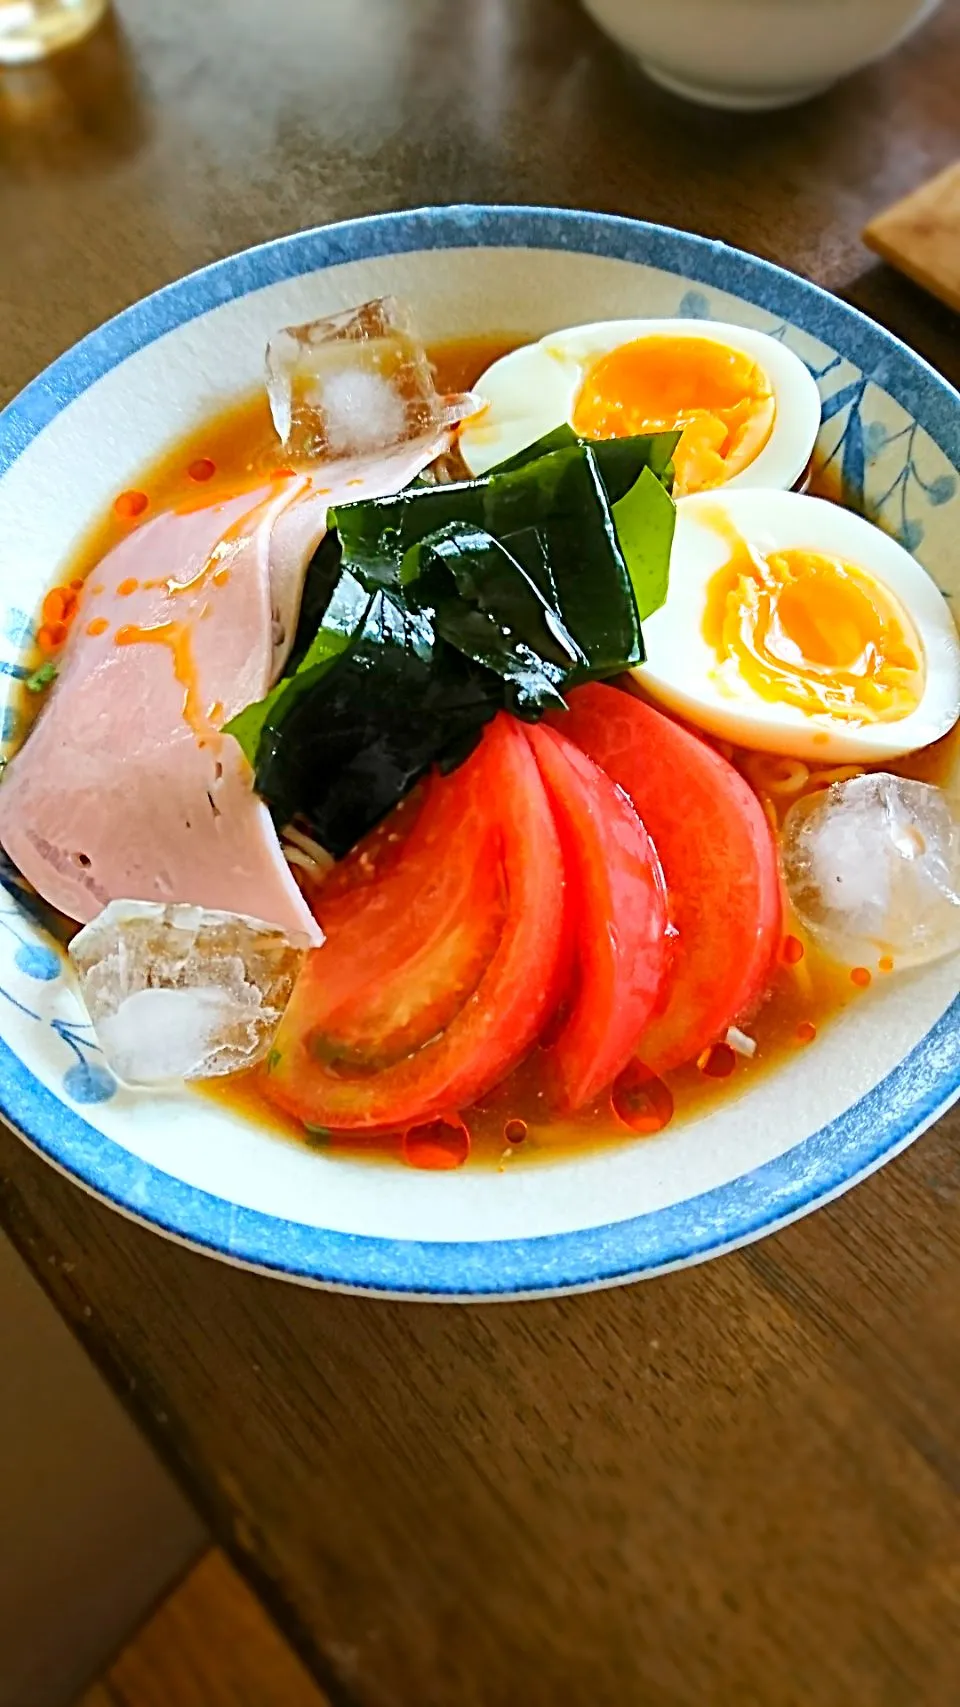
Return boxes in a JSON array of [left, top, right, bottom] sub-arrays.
[[766, 759, 811, 797], [741, 752, 810, 798], [810, 763, 866, 788], [759, 792, 780, 833]]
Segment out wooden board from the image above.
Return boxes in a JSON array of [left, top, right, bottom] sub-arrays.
[[3, 3, 960, 1704], [76, 1551, 329, 1707], [864, 160, 960, 314]]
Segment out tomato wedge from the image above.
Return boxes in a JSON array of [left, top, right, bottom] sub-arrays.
[[524, 723, 669, 1112], [265, 714, 566, 1131], [548, 683, 781, 1073], [306, 770, 504, 1063]]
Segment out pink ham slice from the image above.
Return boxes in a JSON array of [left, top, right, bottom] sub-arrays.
[[0, 437, 445, 933]]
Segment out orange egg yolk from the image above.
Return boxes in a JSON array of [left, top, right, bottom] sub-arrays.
[[701, 515, 924, 723], [571, 336, 775, 497]]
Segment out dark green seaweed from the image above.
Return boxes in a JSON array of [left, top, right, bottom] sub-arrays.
[[611, 465, 678, 622], [334, 444, 648, 676], [405, 522, 583, 716], [226, 426, 678, 859], [227, 568, 369, 772], [488, 423, 678, 502], [252, 590, 500, 857]]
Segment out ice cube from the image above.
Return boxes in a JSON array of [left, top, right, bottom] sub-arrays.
[[265, 296, 481, 464], [69, 900, 312, 1086], [781, 773, 960, 968]]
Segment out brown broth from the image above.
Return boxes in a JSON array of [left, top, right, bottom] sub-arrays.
[[73, 335, 519, 572], [18, 336, 960, 1171]]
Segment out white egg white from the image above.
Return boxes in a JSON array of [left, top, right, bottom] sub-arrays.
[[458, 317, 822, 494], [636, 490, 960, 762]]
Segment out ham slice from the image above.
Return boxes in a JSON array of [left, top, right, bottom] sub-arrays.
[[0, 437, 445, 932]]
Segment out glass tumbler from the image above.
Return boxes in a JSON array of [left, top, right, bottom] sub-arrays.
[[0, 0, 109, 64]]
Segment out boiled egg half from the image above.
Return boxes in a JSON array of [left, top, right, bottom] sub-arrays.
[[637, 489, 960, 762], [459, 318, 822, 496]]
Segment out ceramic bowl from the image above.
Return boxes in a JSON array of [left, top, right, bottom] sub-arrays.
[[0, 205, 958, 1299], [581, 0, 943, 110]]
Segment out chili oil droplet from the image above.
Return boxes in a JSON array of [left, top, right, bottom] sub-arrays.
[[612, 1063, 674, 1134], [699, 1042, 736, 1079], [37, 621, 67, 653], [402, 1118, 470, 1170]]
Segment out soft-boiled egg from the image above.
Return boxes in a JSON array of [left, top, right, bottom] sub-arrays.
[[459, 318, 822, 496], [637, 489, 960, 762]]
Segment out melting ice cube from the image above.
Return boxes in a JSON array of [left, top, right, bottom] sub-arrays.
[[265, 296, 481, 464], [781, 773, 960, 968], [69, 901, 312, 1086]]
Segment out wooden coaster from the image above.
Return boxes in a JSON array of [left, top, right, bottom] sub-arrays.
[[863, 161, 960, 315]]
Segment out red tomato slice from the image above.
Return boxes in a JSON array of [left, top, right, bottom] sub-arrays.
[[265, 714, 565, 1131], [548, 683, 781, 1074], [312, 783, 429, 919], [524, 723, 669, 1112], [307, 770, 504, 1062]]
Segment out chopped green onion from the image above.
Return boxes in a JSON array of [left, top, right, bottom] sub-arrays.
[[25, 661, 58, 693]]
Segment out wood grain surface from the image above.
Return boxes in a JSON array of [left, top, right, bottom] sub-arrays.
[[76, 1550, 330, 1707], [2, 3, 960, 1704]]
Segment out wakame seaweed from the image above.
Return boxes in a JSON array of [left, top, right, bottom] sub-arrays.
[[488, 423, 678, 501], [405, 522, 583, 716], [332, 443, 662, 677], [225, 565, 368, 775], [252, 590, 501, 857], [226, 428, 678, 858]]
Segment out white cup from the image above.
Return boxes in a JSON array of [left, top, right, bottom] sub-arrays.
[[581, 0, 944, 110]]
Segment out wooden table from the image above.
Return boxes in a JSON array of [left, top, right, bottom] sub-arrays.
[[3, 4, 960, 1703]]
